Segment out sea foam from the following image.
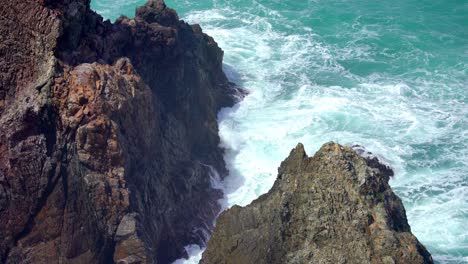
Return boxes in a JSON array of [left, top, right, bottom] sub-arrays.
[[91, 1, 468, 263]]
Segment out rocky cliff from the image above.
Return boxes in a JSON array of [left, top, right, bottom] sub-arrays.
[[201, 143, 433, 264], [0, 0, 238, 263]]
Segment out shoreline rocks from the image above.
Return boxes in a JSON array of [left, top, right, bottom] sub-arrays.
[[201, 143, 433, 264], [0, 0, 239, 263]]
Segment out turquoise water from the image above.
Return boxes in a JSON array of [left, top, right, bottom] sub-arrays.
[[91, 0, 468, 263]]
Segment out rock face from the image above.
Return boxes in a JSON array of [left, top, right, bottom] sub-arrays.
[[201, 143, 433, 264], [0, 0, 238, 263]]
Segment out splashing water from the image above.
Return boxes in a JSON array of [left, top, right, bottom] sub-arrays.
[[91, 0, 468, 263]]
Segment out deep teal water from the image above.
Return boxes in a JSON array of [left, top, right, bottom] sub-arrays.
[[91, 1, 468, 263]]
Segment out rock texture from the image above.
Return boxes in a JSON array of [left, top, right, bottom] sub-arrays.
[[0, 0, 238, 263], [201, 143, 433, 264]]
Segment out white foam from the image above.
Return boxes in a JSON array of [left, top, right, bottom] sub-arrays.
[[182, 5, 468, 263], [87, 0, 467, 262], [86, 2, 468, 263], [172, 244, 203, 264]]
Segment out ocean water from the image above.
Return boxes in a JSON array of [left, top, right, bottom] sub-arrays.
[[91, 0, 468, 263]]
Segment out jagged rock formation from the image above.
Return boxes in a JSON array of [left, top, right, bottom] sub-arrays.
[[201, 143, 433, 264], [0, 0, 239, 263]]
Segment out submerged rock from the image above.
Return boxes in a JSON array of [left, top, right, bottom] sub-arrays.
[[0, 0, 239, 263], [201, 143, 433, 264]]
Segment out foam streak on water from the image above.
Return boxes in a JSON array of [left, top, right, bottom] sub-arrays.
[[91, 0, 467, 263]]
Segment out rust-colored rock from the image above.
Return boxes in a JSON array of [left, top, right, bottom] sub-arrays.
[[0, 0, 238, 263]]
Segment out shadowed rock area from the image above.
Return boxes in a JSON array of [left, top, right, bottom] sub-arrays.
[[0, 0, 239, 263], [201, 143, 433, 264]]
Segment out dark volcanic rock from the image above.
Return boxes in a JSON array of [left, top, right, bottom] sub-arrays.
[[0, 0, 238, 263], [201, 143, 433, 264]]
